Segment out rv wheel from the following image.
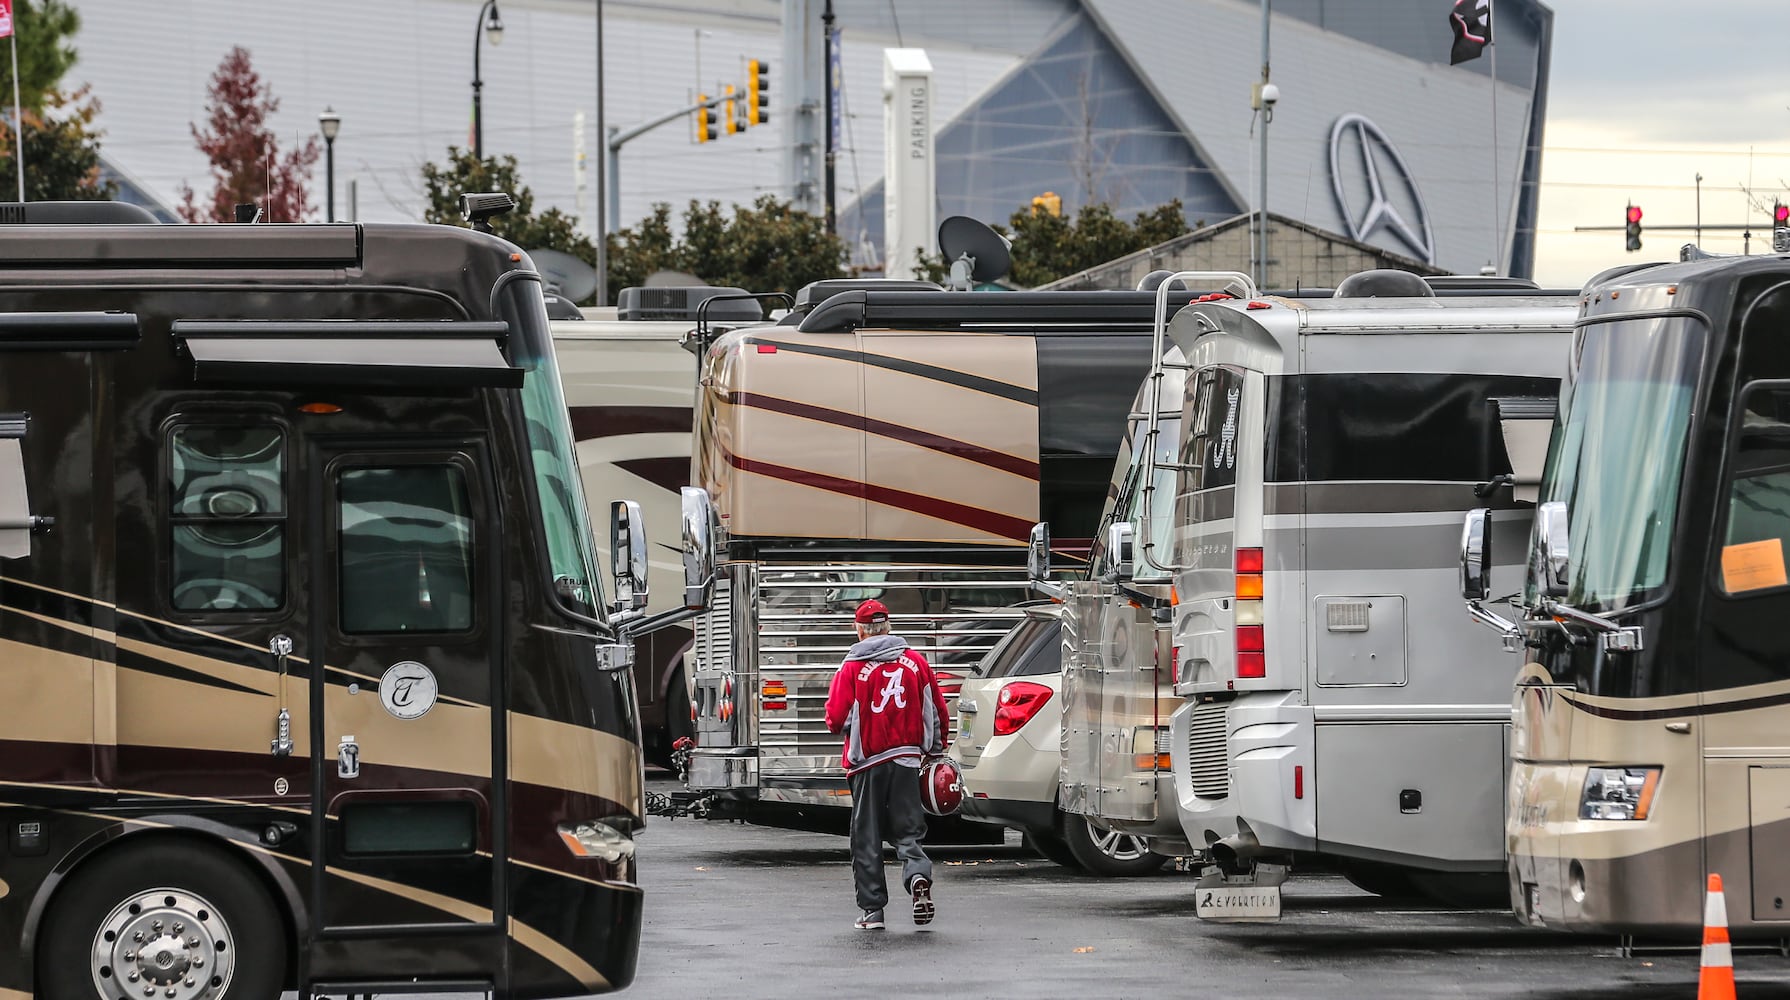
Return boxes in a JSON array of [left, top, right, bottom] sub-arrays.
[[1023, 828, 1083, 870], [39, 838, 287, 1000], [1058, 811, 1169, 877]]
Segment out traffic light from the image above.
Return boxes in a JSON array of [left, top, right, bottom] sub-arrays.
[[724, 85, 738, 135], [1625, 203, 1643, 253], [695, 95, 717, 143], [747, 59, 769, 126], [1775, 200, 1790, 254]]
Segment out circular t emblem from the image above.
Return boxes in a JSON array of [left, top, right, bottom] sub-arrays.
[[379, 661, 439, 720]]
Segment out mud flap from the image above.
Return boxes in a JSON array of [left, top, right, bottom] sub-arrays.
[[1194, 861, 1289, 923]]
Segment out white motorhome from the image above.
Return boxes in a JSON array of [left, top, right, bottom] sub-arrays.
[[553, 290, 766, 764], [1137, 270, 1573, 917]]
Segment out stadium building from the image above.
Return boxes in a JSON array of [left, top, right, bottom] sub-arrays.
[[70, 0, 1551, 282]]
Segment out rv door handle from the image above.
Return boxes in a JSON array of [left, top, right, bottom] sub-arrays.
[[1665, 721, 1692, 734], [269, 634, 294, 757]]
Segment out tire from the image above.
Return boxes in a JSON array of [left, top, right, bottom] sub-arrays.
[[1058, 812, 1169, 877], [38, 838, 288, 1000], [1340, 860, 1424, 900], [1023, 829, 1084, 870], [652, 667, 694, 771]]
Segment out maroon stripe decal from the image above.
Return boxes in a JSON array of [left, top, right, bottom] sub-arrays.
[[724, 449, 1033, 541], [615, 457, 690, 494], [568, 405, 692, 442], [729, 391, 1039, 479]]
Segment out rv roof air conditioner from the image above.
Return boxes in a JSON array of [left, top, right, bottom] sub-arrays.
[[616, 285, 760, 323]]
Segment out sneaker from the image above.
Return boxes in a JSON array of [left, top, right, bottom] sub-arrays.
[[911, 875, 934, 926], [854, 909, 885, 930]]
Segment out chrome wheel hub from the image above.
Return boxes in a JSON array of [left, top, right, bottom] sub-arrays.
[[1087, 822, 1150, 862], [91, 888, 233, 1000]]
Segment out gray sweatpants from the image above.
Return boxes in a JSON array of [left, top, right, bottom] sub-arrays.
[[848, 763, 932, 912]]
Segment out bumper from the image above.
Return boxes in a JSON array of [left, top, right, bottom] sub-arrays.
[[959, 726, 1060, 810], [1226, 694, 1317, 855], [962, 795, 1055, 835], [1507, 759, 1703, 934], [686, 747, 759, 790]]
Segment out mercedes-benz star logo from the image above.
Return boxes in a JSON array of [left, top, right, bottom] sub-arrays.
[[1328, 113, 1436, 266]]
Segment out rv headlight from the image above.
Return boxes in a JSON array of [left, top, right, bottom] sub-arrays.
[[1579, 767, 1661, 821], [557, 820, 637, 862]]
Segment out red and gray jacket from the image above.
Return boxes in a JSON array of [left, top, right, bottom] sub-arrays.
[[823, 635, 949, 774]]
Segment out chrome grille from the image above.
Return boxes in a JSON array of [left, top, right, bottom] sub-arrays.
[[752, 564, 1031, 774], [1155, 726, 1173, 755], [1188, 700, 1230, 799], [692, 584, 732, 678]]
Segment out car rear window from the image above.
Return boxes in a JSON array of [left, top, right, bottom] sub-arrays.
[[976, 618, 1062, 678]]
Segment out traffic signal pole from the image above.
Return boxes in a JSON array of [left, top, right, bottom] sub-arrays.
[[605, 92, 731, 235]]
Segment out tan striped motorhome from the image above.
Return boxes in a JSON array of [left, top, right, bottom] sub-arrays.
[[1470, 254, 1790, 937], [0, 206, 671, 998], [679, 289, 1218, 813]]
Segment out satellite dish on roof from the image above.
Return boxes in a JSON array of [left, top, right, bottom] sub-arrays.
[[938, 216, 1012, 291], [525, 248, 600, 302]]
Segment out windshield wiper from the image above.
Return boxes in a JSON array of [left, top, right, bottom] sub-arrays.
[[1529, 597, 1644, 652]]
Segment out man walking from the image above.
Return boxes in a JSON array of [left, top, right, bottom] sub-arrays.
[[824, 599, 949, 930]]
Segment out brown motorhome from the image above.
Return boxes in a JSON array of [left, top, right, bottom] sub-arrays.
[[0, 203, 666, 998]]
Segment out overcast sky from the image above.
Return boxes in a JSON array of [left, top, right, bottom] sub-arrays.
[[1531, 0, 1790, 285]]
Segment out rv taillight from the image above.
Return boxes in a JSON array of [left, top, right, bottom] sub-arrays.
[[1235, 548, 1265, 679], [299, 402, 343, 415], [762, 679, 787, 712], [1294, 764, 1305, 799]]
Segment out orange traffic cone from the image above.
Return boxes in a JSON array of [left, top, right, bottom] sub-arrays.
[[1699, 873, 1736, 1000]]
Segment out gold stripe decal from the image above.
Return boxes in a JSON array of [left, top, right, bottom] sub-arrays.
[[0, 987, 34, 1000]]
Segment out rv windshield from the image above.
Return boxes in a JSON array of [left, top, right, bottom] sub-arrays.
[[1128, 418, 1181, 580], [1530, 315, 1705, 613], [501, 276, 607, 623]]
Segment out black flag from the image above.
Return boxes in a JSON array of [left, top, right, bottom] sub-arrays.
[[1449, 0, 1492, 65]]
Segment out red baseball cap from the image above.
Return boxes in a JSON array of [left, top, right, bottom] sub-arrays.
[[854, 599, 890, 624]]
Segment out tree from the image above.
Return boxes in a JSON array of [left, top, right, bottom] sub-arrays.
[[421, 146, 593, 259], [0, 0, 80, 114], [177, 47, 319, 223], [0, 85, 115, 201], [607, 196, 845, 296], [916, 199, 1194, 288]]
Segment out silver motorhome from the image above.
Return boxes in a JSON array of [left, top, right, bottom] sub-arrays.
[[1141, 272, 1572, 916]]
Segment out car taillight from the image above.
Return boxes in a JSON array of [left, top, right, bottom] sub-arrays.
[[762, 679, 787, 712], [993, 681, 1053, 736], [1236, 548, 1265, 678]]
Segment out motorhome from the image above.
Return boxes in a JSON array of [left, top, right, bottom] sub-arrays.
[[1135, 270, 1573, 917], [1465, 254, 1790, 936], [553, 288, 765, 765], [0, 203, 685, 997], [1046, 346, 1192, 867], [680, 288, 1217, 815]]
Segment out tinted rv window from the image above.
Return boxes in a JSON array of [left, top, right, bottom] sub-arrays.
[[1182, 367, 1244, 491], [168, 425, 285, 611], [338, 465, 476, 634], [1036, 333, 1154, 541]]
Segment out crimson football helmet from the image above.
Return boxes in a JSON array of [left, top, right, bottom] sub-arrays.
[[919, 756, 964, 817]]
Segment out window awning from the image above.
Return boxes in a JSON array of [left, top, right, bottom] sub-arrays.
[[172, 320, 523, 388]]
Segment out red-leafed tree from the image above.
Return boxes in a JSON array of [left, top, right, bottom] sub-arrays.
[[177, 47, 319, 222]]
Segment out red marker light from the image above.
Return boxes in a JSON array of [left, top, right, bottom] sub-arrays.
[[1627, 205, 1643, 224]]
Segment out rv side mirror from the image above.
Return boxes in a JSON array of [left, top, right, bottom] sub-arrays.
[[1460, 509, 1492, 601], [1026, 522, 1052, 583], [1534, 500, 1571, 598], [610, 500, 650, 613], [681, 487, 717, 610], [1105, 522, 1135, 582]]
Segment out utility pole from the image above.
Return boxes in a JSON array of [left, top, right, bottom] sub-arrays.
[[1252, 0, 1272, 289], [822, 0, 837, 235], [594, 0, 608, 306]]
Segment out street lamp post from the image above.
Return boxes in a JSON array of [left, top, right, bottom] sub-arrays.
[[318, 107, 341, 223], [471, 0, 504, 161]]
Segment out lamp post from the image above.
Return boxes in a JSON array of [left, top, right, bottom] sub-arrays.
[[318, 107, 341, 223], [471, 0, 504, 161]]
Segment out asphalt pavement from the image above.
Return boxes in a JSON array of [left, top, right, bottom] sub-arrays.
[[360, 777, 1790, 1000]]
